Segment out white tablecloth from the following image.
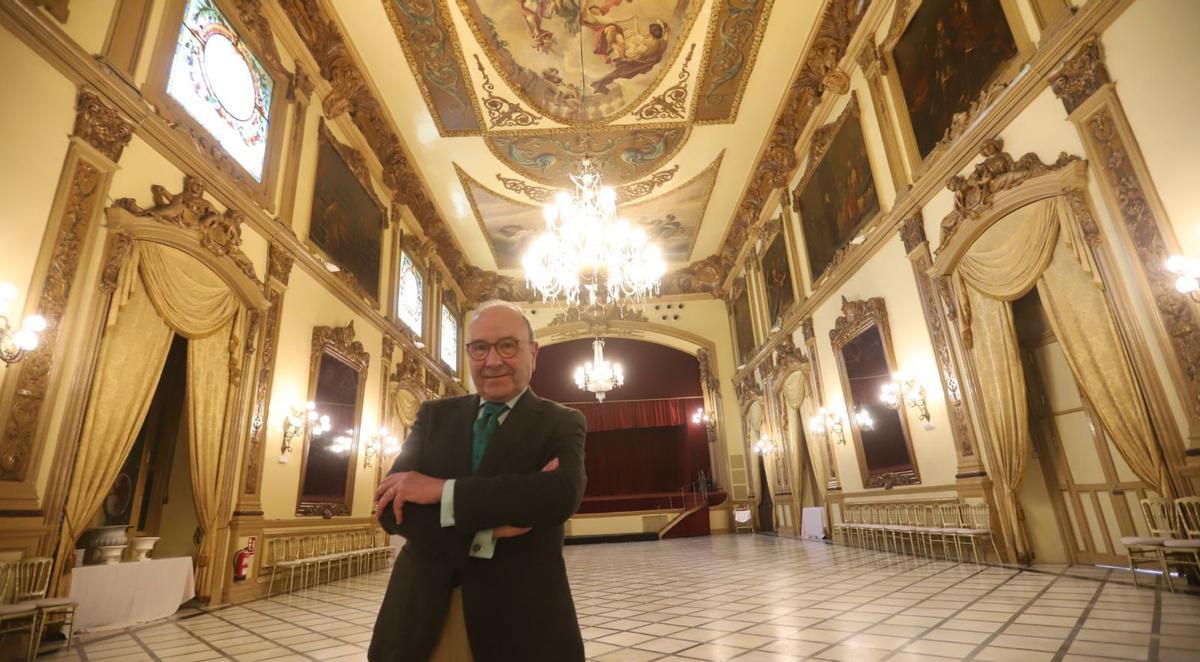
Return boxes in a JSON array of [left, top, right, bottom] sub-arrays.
[[801, 507, 827, 540], [69, 557, 195, 632]]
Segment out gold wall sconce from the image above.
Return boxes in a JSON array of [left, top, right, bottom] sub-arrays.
[[853, 408, 875, 431], [0, 282, 46, 366], [880, 372, 931, 426], [809, 408, 847, 445], [281, 401, 330, 457], [363, 427, 399, 469], [1167, 255, 1200, 302], [753, 436, 776, 455]]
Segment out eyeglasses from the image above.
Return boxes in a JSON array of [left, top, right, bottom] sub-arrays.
[[465, 337, 524, 360]]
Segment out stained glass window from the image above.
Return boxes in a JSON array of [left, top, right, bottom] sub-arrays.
[[166, 0, 274, 181], [440, 304, 458, 370], [398, 253, 423, 335]]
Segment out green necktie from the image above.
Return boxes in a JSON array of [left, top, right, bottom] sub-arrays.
[[472, 401, 509, 473]]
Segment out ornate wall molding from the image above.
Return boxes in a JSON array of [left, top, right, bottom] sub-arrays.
[[112, 176, 260, 285], [937, 138, 1080, 252], [1, 89, 132, 483], [1050, 36, 1109, 114]]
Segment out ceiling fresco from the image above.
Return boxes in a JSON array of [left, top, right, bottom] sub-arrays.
[[457, 0, 704, 125], [484, 124, 689, 187], [460, 152, 722, 270], [327, 0, 816, 276]]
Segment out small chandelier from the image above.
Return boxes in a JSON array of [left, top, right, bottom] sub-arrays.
[[523, 159, 665, 307], [574, 337, 624, 402]]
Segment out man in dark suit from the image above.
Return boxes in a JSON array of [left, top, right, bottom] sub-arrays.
[[369, 300, 587, 662]]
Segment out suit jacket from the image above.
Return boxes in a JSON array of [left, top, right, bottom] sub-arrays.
[[368, 390, 587, 662]]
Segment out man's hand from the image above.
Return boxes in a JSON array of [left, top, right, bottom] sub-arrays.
[[490, 457, 560, 540], [374, 471, 446, 526]]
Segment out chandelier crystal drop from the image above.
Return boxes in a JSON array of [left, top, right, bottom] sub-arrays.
[[574, 337, 624, 403], [523, 159, 666, 306]]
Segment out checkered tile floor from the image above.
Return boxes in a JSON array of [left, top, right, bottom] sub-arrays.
[[41, 535, 1200, 661]]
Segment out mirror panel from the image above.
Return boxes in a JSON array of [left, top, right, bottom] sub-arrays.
[[297, 323, 369, 516], [831, 297, 920, 488]]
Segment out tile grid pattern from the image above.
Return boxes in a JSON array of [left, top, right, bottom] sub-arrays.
[[42, 536, 1200, 661]]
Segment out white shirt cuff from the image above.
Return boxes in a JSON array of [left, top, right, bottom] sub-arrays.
[[440, 479, 456, 527], [470, 529, 496, 559]]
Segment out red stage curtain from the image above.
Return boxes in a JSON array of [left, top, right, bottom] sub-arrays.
[[570, 397, 701, 432], [584, 426, 688, 496]]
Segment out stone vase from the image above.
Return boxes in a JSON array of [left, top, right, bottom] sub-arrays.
[[129, 537, 160, 562], [97, 545, 125, 565]]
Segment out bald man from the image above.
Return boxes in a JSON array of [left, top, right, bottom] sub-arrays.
[[369, 300, 586, 662]]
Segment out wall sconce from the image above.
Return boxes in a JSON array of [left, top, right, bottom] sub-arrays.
[[1167, 255, 1200, 302], [363, 427, 400, 469], [280, 401, 330, 456], [692, 409, 713, 425], [809, 407, 846, 445], [0, 283, 46, 366], [881, 372, 931, 424], [753, 436, 776, 455], [854, 408, 875, 431]]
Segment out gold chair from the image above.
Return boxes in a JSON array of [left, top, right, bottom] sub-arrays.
[[267, 537, 302, 598], [954, 503, 1000, 565], [20, 558, 76, 657], [1162, 497, 1200, 593], [1122, 497, 1175, 588], [0, 563, 40, 661]]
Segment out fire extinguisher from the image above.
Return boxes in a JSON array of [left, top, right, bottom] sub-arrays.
[[232, 545, 252, 582]]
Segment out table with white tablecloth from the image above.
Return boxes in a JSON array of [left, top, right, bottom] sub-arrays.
[[801, 507, 828, 540], [69, 557, 195, 631]]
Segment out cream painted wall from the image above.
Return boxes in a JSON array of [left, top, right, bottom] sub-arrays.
[[56, 0, 118, 56], [810, 238, 958, 492], [259, 266, 385, 520]]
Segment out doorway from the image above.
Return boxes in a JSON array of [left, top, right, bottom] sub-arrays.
[[1013, 290, 1151, 566], [756, 455, 775, 533], [92, 335, 200, 563]]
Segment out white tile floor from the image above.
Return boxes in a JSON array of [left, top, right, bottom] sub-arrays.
[[40, 536, 1200, 661]]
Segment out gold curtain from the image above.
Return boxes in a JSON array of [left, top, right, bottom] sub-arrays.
[[60, 242, 245, 592], [187, 317, 238, 594], [57, 274, 174, 577], [783, 370, 827, 504], [956, 196, 1172, 560], [1037, 209, 1171, 496]]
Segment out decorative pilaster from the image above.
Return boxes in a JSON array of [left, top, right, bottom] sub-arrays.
[[0, 89, 132, 496], [800, 316, 839, 490], [235, 243, 293, 513], [898, 213, 986, 478], [1053, 37, 1200, 455]]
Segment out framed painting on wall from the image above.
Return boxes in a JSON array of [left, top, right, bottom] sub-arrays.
[[888, 0, 1022, 160], [309, 122, 385, 302], [731, 277, 756, 365], [760, 220, 797, 329], [792, 96, 880, 283]]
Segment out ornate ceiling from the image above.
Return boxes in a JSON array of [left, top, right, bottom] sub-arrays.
[[328, 0, 822, 277]]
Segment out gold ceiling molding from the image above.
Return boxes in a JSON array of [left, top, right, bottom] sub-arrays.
[[233, 0, 284, 74], [1050, 36, 1109, 114], [660, 254, 728, 297], [548, 303, 648, 328], [73, 88, 134, 163], [715, 0, 870, 292], [380, 0, 481, 134], [634, 43, 697, 122], [279, 0, 477, 297], [495, 163, 680, 206], [473, 54, 540, 129], [693, 0, 776, 124]]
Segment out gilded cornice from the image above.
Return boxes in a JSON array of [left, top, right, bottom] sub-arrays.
[[74, 88, 134, 162], [1051, 36, 1110, 114]]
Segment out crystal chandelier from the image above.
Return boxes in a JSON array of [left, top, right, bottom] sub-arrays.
[[574, 337, 624, 403], [523, 159, 666, 306]]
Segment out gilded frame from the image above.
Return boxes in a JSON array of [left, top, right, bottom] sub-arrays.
[[142, 0, 291, 213], [757, 214, 800, 332], [296, 322, 370, 517], [879, 0, 1035, 179], [305, 121, 387, 305], [830, 297, 921, 489]]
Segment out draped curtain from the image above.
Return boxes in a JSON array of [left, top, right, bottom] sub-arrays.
[[954, 196, 1170, 559], [783, 370, 827, 504], [569, 398, 697, 433], [59, 242, 246, 595]]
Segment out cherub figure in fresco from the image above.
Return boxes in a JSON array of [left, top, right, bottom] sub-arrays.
[[583, 1, 669, 94], [518, 0, 571, 52]]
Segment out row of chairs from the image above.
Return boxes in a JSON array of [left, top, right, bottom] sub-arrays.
[[1126, 496, 1200, 592], [832, 501, 1000, 564], [266, 529, 394, 597], [0, 558, 76, 660]]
